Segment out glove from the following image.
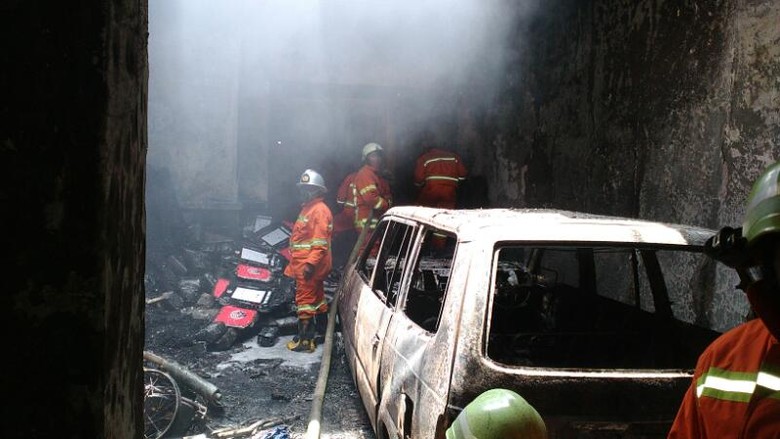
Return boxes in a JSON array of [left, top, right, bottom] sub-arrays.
[[704, 226, 749, 269], [302, 263, 315, 280]]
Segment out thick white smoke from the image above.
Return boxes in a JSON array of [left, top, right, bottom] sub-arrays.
[[148, 0, 539, 213]]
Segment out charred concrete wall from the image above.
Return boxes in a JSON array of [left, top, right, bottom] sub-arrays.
[[474, 0, 779, 225], [2, 1, 147, 438], [461, 0, 779, 328]]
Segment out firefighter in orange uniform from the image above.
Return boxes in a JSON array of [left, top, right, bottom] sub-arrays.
[[284, 169, 333, 353], [332, 171, 358, 267], [353, 143, 392, 250], [414, 138, 468, 210], [668, 161, 780, 437], [414, 135, 467, 250]]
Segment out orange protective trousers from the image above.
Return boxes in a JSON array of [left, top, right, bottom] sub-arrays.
[[290, 275, 328, 319]]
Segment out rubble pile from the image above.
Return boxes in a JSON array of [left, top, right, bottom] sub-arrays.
[[146, 215, 340, 354]]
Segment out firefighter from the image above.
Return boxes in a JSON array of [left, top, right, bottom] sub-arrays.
[[414, 138, 468, 210], [414, 135, 467, 250], [446, 388, 547, 439], [284, 169, 333, 353], [332, 171, 358, 267], [668, 161, 780, 437], [353, 142, 392, 251]]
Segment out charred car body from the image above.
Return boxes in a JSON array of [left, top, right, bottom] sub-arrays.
[[337, 207, 723, 438]]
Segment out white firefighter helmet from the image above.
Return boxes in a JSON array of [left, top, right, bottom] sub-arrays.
[[297, 169, 327, 192], [362, 142, 384, 161]]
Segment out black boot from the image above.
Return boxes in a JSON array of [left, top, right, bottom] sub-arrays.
[[313, 313, 328, 344], [304, 316, 318, 347]]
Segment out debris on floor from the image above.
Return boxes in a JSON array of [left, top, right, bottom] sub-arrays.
[[143, 364, 210, 439], [145, 212, 371, 438], [145, 351, 223, 403]]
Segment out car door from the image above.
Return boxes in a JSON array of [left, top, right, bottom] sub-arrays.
[[349, 218, 418, 426], [377, 227, 459, 439]]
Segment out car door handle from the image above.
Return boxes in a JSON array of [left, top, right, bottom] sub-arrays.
[[372, 334, 380, 349]]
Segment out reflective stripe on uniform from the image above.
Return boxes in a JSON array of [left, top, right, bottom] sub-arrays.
[[425, 175, 460, 183], [296, 214, 308, 223], [355, 217, 379, 228], [359, 184, 377, 195], [760, 371, 780, 392], [424, 157, 458, 167], [696, 367, 780, 402], [291, 238, 330, 250], [296, 299, 328, 313]]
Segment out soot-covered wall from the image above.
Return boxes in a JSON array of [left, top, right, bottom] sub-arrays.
[[473, 0, 779, 224], [459, 0, 779, 329]]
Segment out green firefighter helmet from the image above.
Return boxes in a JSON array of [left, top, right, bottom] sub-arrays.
[[743, 161, 780, 247], [446, 389, 547, 439]]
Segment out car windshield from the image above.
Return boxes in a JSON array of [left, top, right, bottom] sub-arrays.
[[487, 244, 721, 369]]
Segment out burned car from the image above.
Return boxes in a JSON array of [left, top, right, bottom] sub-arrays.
[[337, 207, 724, 438]]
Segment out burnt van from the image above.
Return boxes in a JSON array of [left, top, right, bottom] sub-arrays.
[[337, 207, 723, 438]]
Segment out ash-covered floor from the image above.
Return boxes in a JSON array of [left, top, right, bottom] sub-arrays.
[[145, 302, 374, 439], [144, 214, 374, 439]]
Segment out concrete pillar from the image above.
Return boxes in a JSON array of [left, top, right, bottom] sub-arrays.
[[3, 1, 148, 437]]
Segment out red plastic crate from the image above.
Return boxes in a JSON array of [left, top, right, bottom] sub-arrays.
[[236, 264, 272, 282], [213, 278, 230, 298], [214, 305, 258, 328]]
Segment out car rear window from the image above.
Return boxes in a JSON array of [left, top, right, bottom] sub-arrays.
[[487, 245, 721, 369]]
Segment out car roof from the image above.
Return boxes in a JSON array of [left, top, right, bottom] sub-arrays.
[[383, 207, 715, 246]]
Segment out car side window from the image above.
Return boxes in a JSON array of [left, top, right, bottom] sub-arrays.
[[378, 221, 417, 307], [359, 220, 416, 307], [488, 245, 720, 369], [356, 221, 390, 299], [403, 228, 456, 333]]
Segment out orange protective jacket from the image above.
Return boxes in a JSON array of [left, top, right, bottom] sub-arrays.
[[353, 164, 392, 230], [414, 148, 467, 208], [334, 172, 357, 233], [283, 197, 333, 281], [336, 172, 357, 211], [668, 317, 780, 438]]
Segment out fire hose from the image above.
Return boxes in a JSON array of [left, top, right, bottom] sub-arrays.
[[305, 211, 374, 439]]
